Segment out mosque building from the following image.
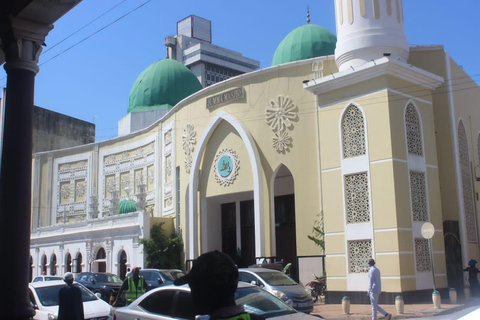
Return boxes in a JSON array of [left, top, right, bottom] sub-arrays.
[[30, 0, 480, 302]]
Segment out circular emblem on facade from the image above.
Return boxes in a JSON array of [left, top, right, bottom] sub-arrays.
[[214, 148, 239, 186]]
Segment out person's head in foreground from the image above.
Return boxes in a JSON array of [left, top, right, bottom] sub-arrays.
[[63, 272, 74, 285], [174, 250, 238, 315], [368, 258, 375, 267]]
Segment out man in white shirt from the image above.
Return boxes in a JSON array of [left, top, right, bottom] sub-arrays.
[[368, 259, 392, 320]]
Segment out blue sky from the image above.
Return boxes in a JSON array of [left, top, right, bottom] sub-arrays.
[[1, 0, 479, 142]]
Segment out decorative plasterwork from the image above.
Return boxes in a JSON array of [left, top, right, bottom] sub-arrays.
[[303, 57, 444, 96], [56, 159, 88, 222], [214, 148, 240, 186], [265, 95, 298, 152], [182, 124, 196, 173], [162, 125, 174, 213]]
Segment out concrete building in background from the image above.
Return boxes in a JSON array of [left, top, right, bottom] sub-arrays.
[[166, 15, 260, 87], [33, 106, 95, 153], [30, 1, 480, 304]]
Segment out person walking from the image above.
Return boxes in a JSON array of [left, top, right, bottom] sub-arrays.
[[464, 259, 480, 297], [113, 266, 147, 306], [58, 272, 84, 320], [174, 250, 256, 320], [368, 259, 391, 320]]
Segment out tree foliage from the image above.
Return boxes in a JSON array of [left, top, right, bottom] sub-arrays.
[[307, 212, 325, 253], [140, 222, 183, 269]]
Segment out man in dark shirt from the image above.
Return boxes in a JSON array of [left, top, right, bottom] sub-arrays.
[[58, 272, 84, 320], [174, 250, 252, 320]]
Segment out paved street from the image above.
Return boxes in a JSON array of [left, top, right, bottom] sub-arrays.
[[310, 298, 480, 319]]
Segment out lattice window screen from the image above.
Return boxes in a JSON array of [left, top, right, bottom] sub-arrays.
[[458, 121, 477, 243], [405, 104, 423, 156], [410, 171, 428, 221], [414, 238, 432, 271], [345, 172, 370, 224], [342, 105, 366, 158], [348, 240, 372, 273]]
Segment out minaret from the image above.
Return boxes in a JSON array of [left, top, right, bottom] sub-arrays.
[[334, 0, 409, 72]]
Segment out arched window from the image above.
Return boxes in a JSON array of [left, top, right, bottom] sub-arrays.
[[41, 254, 47, 275], [50, 254, 57, 275], [405, 103, 423, 156], [342, 105, 366, 158], [458, 120, 477, 243], [96, 248, 106, 260], [65, 253, 72, 273]]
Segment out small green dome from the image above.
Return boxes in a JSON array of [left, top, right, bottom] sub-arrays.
[[128, 59, 202, 113], [271, 24, 337, 66], [118, 199, 137, 214]]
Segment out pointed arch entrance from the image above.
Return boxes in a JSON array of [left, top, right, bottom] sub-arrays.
[[272, 165, 297, 280], [118, 250, 128, 280], [65, 252, 72, 273], [50, 254, 57, 275], [41, 254, 47, 275], [94, 248, 106, 273], [188, 111, 265, 262]]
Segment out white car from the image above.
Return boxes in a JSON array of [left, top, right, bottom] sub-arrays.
[[29, 280, 113, 320], [114, 282, 319, 320]]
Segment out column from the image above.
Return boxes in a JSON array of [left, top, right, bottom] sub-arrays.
[[0, 17, 53, 320]]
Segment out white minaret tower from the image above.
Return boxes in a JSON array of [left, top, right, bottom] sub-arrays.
[[334, 0, 409, 72]]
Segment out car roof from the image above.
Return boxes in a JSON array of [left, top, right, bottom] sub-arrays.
[[239, 268, 281, 273], [30, 280, 67, 288], [141, 269, 183, 272]]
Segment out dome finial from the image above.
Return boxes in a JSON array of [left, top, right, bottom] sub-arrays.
[[307, 5, 310, 24]]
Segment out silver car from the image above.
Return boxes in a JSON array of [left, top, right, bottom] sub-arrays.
[[114, 282, 319, 319], [238, 268, 313, 314]]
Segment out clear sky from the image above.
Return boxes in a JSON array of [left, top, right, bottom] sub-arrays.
[[1, 0, 479, 142]]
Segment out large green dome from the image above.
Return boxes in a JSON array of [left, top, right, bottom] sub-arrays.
[[271, 24, 337, 66], [128, 59, 202, 113]]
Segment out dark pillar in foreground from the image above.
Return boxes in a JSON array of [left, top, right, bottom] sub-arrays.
[[0, 18, 52, 320]]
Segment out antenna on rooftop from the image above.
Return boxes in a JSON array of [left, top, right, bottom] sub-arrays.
[[307, 5, 310, 24]]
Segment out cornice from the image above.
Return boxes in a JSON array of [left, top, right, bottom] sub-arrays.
[[303, 57, 444, 96]]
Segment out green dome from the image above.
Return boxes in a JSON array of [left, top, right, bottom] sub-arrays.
[[128, 59, 202, 113], [271, 24, 337, 66], [118, 199, 137, 214]]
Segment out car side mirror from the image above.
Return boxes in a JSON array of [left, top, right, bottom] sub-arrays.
[[157, 278, 164, 284], [94, 292, 102, 299], [250, 280, 257, 286]]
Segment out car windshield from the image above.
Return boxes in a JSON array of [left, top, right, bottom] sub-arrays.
[[160, 270, 185, 281], [94, 273, 123, 284], [235, 286, 296, 317], [35, 284, 97, 306], [255, 272, 298, 286]]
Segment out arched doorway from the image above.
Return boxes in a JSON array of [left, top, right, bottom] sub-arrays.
[[50, 254, 57, 275], [29, 256, 33, 282], [273, 165, 297, 280], [119, 250, 127, 280], [188, 111, 265, 261], [65, 253, 72, 273], [95, 248, 106, 273], [41, 254, 47, 275]]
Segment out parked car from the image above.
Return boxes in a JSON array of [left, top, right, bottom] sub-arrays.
[[139, 269, 185, 290], [28, 280, 113, 320], [31, 275, 63, 283], [238, 268, 313, 314], [75, 272, 123, 302], [114, 282, 319, 320]]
